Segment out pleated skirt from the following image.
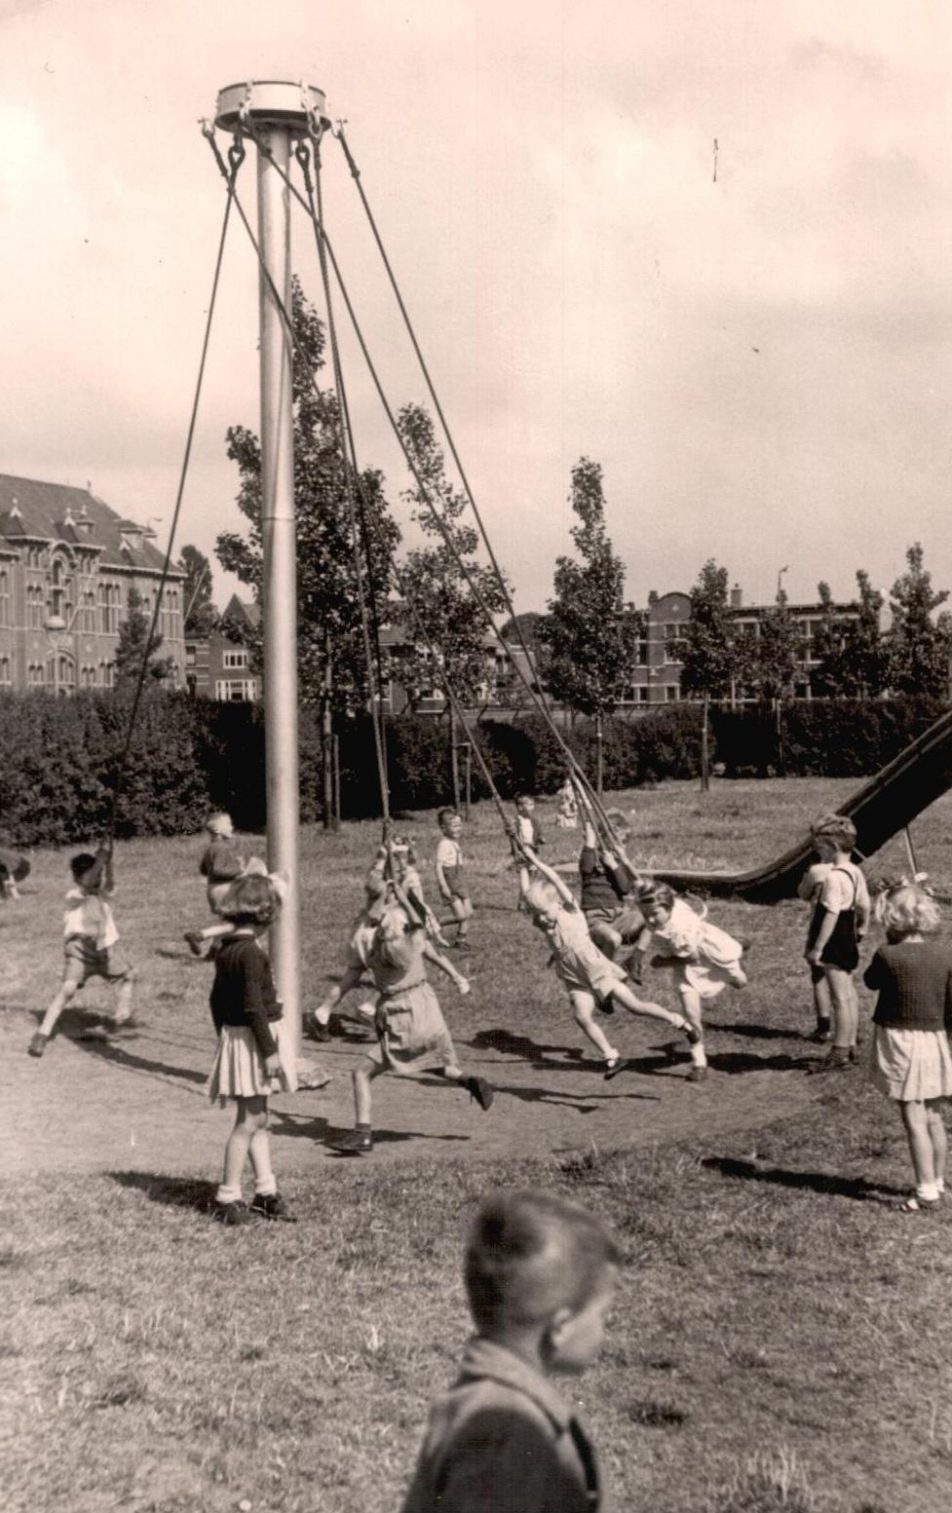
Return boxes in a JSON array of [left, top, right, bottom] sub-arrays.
[[868, 1025, 952, 1102], [208, 1018, 298, 1103]]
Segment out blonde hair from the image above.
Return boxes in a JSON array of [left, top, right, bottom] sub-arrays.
[[524, 877, 563, 916], [875, 884, 940, 937], [810, 814, 857, 852], [205, 812, 233, 837]]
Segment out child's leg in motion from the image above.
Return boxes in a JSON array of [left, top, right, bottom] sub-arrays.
[[588, 918, 622, 961], [441, 1060, 494, 1110], [568, 990, 619, 1064], [335, 1061, 387, 1151], [603, 978, 702, 1080], [30, 966, 82, 1054], [676, 979, 708, 1078], [898, 1099, 942, 1207], [184, 922, 231, 958], [112, 968, 136, 1026]]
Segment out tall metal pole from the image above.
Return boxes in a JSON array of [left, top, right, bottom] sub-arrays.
[[257, 123, 300, 1050], [215, 82, 331, 1056]]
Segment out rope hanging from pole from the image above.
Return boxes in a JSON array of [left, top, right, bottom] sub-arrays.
[[105, 130, 245, 843]]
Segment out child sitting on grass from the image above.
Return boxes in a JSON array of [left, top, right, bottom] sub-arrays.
[[435, 807, 473, 951], [207, 870, 296, 1225], [0, 846, 30, 901], [516, 842, 700, 1075], [29, 842, 135, 1058], [628, 882, 748, 1084], [804, 814, 871, 1073], [400, 1188, 618, 1513], [865, 881, 952, 1213], [332, 895, 490, 1155]]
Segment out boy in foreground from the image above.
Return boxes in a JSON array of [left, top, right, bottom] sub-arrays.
[[401, 1188, 618, 1512]]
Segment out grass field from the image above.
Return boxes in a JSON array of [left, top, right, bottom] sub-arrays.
[[2, 778, 952, 1513]]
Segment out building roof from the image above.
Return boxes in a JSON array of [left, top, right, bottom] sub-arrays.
[[0, 473, 183, 577], [221, 594, 260, 630]]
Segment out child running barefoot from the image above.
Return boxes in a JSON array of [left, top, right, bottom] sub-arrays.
[[630, 882, 748, 1084], [29, 843, 135, 1057], [797, 860, 834, 1042], [207, 871, 297, 1225], [400, 1188, 618, 1513], [804, 815, 871, 1073], [865, 882, 952, 1213], [333, 897, 490, 1155], [184, 811, 248, 959], [517, 843, 699, 1075], [435, 807, 473, 952]]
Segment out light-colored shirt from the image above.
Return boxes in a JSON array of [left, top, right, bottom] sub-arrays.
[[63, 887, 119, 950], [436, 837, 463, 870]]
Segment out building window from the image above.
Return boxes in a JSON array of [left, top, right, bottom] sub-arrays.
[[28, 585, 44, 628], [215, 678, 257, 702], [0, 570, 8, 626], [0, 656, 10, 685], [222, 649, 249, 670], [665, 685, 679, 702]]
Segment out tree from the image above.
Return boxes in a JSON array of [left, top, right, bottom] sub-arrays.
[[678, 560, 735, 790], [541, 458, 634, 791], [739, 586, 799, 775], [395, 402, 510, 712], [180, 544, 218, 638], [114, 587, 175, 690], [885, 543, 952, 700], [812, 572, 887, 699], [216, 278, 401, 824]]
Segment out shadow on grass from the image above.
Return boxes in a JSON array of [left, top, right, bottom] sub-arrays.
[[468, 1027, 585, 1063], [110, 1170, 217, 1211], [707, 1021, 803, 1042], [701, 1155, 904, 1204], [73, 1032, 208, 1087]]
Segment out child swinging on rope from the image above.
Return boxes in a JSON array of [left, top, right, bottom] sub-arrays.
[[629, 882, 748, 1084], [29, 842, 136, 1058], [332, 881, 492, 1155], [184, 811, 253, 959], [514, 839, 700, 1075], [435, 807, 473, 951]]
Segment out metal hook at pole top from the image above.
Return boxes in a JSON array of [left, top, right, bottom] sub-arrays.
[[214, 79, 331, 139]]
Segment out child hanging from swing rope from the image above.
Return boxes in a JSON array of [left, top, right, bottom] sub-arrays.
[[514, 838, 700, 1075]]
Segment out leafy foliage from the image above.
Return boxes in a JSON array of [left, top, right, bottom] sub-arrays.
[[395, 403, 510, 709], [679, 561, 736, 700], [541, 458, 635, 717], [811, 572, 888, 699], [215, 278, 401, 713], [885, 542, 952, 699], [180, 544, 218, 639], [114, 588, 175, 691]]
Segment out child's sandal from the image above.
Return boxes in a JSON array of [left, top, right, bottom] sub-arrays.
[[896, 1195, 939, 1214]]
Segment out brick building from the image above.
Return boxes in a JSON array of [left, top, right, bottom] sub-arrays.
[[0, 474, 186, 693], [185, 594, 262, 701]]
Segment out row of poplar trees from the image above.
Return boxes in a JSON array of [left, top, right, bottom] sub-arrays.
[[178, 281, 952, 810]]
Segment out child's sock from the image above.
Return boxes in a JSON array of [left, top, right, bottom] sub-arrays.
[[215, 1183, 242, 1205], [253, 1175, 278, 1198], [917, 1181, 940, 1204], [690, 1043, 708, 1068]]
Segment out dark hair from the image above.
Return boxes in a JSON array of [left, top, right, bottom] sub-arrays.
[[70, 852, 99, 883], [437, 807, 459, 826], [465, 1189, 621, 1333], [218, 872, 280, 925]]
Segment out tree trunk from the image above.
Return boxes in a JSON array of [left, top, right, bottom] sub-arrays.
[[463, 741, 472, 820], [322, 632, 337, 831], [332, 732, 341, 828], [700, 694, 710, 792], [595, 710, 604, 796], [774, 696, 786, 778], [450, 713, 461, 811]]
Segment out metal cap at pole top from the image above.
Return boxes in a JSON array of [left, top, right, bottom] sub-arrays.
[[215, 80, 331, 134]]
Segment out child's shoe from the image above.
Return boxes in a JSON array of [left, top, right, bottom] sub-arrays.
[[305, 1014, 333, 1043], [250, 1192, 296, 1222], [461, 1075, 494, 1111], [333, 1127, 374, 1154], [214, 1200, 252, 1226], [807, 1047, 851, 1075], [28, 1031, 48, 1058], [686, 1064, 709, 1083], [807, 1020, 832, 1043], [183, 931, 205, 958], [680, 1019, 702, 1046], [603, 1057, 632, 1081]]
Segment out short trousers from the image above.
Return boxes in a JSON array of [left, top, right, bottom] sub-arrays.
[[63, 937, 132, 988]]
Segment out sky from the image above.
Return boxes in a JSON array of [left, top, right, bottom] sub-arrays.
[[2, 0, 952, 616]]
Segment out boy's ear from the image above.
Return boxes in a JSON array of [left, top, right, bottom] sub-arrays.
[[543, 1306, 574, 1359]]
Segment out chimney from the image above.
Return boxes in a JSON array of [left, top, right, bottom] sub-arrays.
[[730, 584, 743, 609], [647, 589, 659, 607], [75, 503, 94, 537]]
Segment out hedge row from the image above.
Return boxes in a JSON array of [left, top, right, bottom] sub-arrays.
[[0, 691, 946, 846]]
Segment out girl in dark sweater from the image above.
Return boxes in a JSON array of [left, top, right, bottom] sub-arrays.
[[207, 871, 296, 1225], [865, 882, 952, 1212]]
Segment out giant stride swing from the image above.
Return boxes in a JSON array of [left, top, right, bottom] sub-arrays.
[[121, 78, 637, 1063]]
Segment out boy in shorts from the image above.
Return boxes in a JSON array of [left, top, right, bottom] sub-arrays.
[[435, 807, 473, 951], [400, 1188, 619, 1512], [29, 843, 135, 1057]]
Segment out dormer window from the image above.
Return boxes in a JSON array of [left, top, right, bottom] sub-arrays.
[[119, 521, 144, 552]]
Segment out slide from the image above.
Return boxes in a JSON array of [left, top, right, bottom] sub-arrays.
[[647, 706, 952, 903]]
